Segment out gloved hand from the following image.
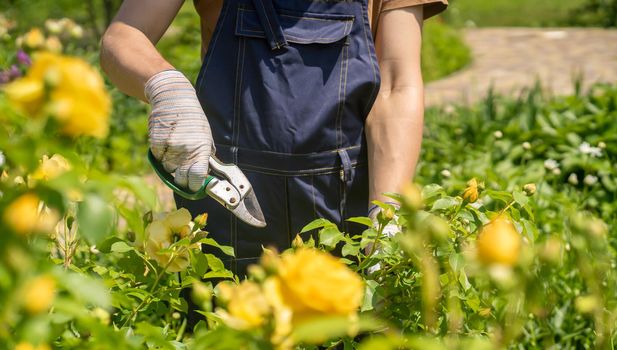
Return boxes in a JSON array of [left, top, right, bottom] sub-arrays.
[[145, 69, 214, 192], [366, 204, 400, 274]]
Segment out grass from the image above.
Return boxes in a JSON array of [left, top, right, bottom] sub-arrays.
[[444, 0, 587, 27]]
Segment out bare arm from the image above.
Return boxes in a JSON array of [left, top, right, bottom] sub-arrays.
[[366, 6, 424, 204], [99, 0, 184, 101]]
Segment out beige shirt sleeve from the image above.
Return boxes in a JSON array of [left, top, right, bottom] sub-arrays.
[[382, 0, 448, 19], [368, 0, 447, 37]]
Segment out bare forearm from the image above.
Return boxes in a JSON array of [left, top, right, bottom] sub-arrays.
[[99, 0, 183, 101], [100, 23, 173, 101], [366, 86, 424, 203]]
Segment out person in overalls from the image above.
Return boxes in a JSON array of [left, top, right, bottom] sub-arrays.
[[101, 0, 446, 274]]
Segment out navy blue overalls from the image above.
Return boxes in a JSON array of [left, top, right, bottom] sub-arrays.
[[177, 0, 381, 276]]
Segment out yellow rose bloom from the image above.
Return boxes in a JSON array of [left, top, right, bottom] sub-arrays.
[[477, 216, 521, 266], [221, 281, 271, 330], [275, 248, 363, 321], [2, 78, 45, 116], [15, 343, 51, 350], [3, 193, 60, 235], [4, 52, 111, 138], [23, 28, 45, 49], [44, 35, 63, 53], [31, 154, 71, 181], [462, 178, 480, 203], [22, 274, 56, 314]]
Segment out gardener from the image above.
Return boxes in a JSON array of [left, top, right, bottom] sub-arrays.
[[100, 0, 446, 275]]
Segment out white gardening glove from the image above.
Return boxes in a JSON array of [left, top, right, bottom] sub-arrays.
[[145, 70, 214, 191], [366, 204, 400, 274]]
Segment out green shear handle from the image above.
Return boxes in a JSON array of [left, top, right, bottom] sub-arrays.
[[147, 150, 215, 201]]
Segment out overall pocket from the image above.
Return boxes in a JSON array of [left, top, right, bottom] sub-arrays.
[[232, 6, 355, 154]]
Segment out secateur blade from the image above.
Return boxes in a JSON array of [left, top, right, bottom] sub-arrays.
[[207, 156, 267, 228], [147, 149, 267, 227]]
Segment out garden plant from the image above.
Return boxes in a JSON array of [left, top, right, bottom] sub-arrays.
[[1, 8, 616, 350]]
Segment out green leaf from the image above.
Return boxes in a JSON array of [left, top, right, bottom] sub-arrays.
[[205, 254, 225, 271], [199, 237, 235, 257], [346, 216, 374, 227], [111, 241, 134, 253], [77, 194, 115, 244], [449, 253, 465, 273], [341, 241, 360, 257], [301, 218, 336, 233], [422, 184, 444, 200], [319, 226, 344, 249], [292, 315, 384, 345], [485, 190, 512, 204], [191, 250, 209, 277], [512, 190, 529, 207], [203, 270, 234, 279], [361, 280, 379, 311], [58, 271, 111, 308], [431, 197, 459, 211]]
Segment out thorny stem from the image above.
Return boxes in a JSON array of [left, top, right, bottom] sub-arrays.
[[497, 199, 515, 217], [357, 221, 386, 271], [121, 246, 188, 328]]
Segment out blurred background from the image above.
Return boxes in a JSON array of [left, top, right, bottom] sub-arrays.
[[1, 1, 616, 349]]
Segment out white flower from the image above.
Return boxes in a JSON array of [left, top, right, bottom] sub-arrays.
[[0, 150, 5, 167], [440, 169, 451, 178], [444, 105, 455, 115], [568, 173, 579, 185], [598, 142, 606, 149], [544, 159, 559, 170], [579, 142, 602, 158], [522, 142, 531, 150], [552, 168, 561, 175], [493, 131, 503, 139], [583, 175, 598, 186]]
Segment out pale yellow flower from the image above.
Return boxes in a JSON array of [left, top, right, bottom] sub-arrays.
[[3, 193, 59, 235], [31, 154, 71, 181], [44, 19, 64, 35], [44, 35, 62, 53], [217, 281, 271, 330], [144, 208, 196, 272], [22, 274, 56, 314], [477, 217, 521, 266], [22, 28, 45, 49], [4, 52, 111, 138]]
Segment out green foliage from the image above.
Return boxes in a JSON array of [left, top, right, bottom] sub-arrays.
[[444, 0, 586, 27], [568, 0, 617, 27], [421, 19, 471, 82]]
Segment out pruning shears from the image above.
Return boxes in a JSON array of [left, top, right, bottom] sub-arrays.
[[148, 150, 267, 228]]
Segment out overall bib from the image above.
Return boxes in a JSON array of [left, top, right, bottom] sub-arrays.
[[177, 0, 381, 276]]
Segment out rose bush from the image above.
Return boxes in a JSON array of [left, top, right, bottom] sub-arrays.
[[0, 17, 616, 350]]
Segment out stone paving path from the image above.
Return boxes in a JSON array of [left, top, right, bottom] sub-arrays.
[[425, 28, 617, 106]]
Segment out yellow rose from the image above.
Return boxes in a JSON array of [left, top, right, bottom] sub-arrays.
[[22, 274, 56, 314], [23, 28, 45, 49], [2, 78, 45, 116], [44, 35, 63, 53], [3, 193, 59, 235], [217, 281, 271, 330], [477, 217, 521, 266], [4, 52, 111, 138], [462, 178, 480, 203], [31, 154, 71, 181], [144, 209, 197, 272], [15, 343, 51, 350], [275, 248, 363, 321]]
